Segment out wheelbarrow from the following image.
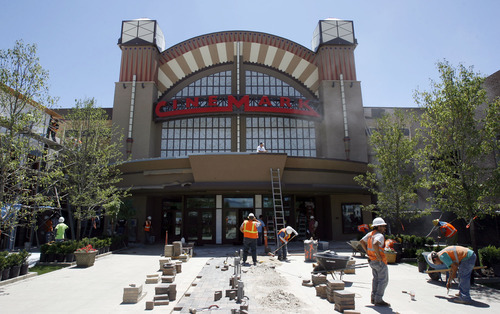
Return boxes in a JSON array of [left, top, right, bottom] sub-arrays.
[[347, 240, 366, 257]]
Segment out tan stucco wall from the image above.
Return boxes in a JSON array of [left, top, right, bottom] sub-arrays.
[[329, 194, 372, 241]]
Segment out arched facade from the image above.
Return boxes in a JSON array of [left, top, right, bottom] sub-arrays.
[[112, 18, 372, 245]]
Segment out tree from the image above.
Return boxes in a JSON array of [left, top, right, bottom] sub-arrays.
[[414, 61, 500, 253], [354, 109, 425, 233], [0, 40, 59, 241], [56, 98, 129, 240]]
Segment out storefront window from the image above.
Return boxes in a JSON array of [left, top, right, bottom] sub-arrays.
[[341, 203, 363, 234], [186, 196, 215, 209], [223, 197, 254, 209]]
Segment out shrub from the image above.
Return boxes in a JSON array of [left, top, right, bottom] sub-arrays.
[[0, 251, 8, 270], [6, 252, 23, 267], [415, 248, 426, 262], [479, 245, 500, 267], [18, 250, 31, 264]]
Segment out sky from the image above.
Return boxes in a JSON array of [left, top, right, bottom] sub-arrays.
[[0, 0, 498, 109]]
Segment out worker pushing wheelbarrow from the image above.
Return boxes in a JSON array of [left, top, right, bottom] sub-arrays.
[[347, 240, 366, 257]]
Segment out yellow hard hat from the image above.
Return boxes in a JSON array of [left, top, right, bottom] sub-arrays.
[[432, 219, 439, 226]]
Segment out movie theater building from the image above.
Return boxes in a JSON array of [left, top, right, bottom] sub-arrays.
[[112, 18, 373, 245]]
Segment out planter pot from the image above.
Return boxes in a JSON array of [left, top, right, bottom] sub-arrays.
[[74, 251, 97, 267], [493, 264, 500, 277], [55, 254, 65, 263], [46, 253, 55, 262], [2, 267, 11, 281], [10, 265, 21, 278], [418, 260, 427, 273], [39, 253, 46, 263], [65, 253, 75, 263], [385, 252, 397, 264], [20, 263, 29, 276]]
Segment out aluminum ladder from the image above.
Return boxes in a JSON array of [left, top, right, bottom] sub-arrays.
[[270, 168, 286, 247]]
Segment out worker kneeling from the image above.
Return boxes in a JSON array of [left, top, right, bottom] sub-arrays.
[[277, 226, 298, 261]]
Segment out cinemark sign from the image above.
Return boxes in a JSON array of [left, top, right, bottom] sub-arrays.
[[154, 95, 321, 120]]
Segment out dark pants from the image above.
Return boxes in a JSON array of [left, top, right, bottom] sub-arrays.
[[258, 232, 263, 246], [278, 241, 288, 260], [243, 237, 258, 264]]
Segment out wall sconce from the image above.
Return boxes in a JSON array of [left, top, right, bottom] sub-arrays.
[[350, 82, 354, 88], [142, 83, 145, 88], [331, 82, 335, 88], [123, 83, 126, 89]]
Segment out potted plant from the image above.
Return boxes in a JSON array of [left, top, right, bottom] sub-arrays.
[[63, 242, 76, 262], [384, 247, 397, 264], [46, 243, 58, 262], [416, 249, 427, 272], [74, 244, 98, 267], [479, 245, 500, 277], [18, 249, 31, 275], [7, 252, 22, 278], [0, 251, 7, 281]]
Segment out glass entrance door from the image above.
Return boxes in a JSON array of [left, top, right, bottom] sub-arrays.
[[222, 209, 253, 244], [185, 210, 215, 244]]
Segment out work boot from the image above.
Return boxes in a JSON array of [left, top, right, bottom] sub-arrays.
[[451, 297, 472, 305], [374, 300, 390, 307]]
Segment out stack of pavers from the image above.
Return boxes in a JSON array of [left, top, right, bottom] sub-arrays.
[[174, 257, 246, 313], [333, 290, 355, 313], [165, 241, 190, 262], [312, 273, 328, 299], [123, 284, 146, 304], [145, 258, 180, 310], [326, 279, 344, 303]]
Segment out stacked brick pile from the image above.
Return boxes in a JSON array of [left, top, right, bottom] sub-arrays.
[[326, 279, 344, 303], [333, 290, 355, 312], [122, 284, 145, 303]]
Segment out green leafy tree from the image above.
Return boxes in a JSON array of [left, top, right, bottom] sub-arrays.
[[0, 40, 59, 237], [56, 98, 129, 239], [354, 109, 425, 233], [414, 61, 500, 252]]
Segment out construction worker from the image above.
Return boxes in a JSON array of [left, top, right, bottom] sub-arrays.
[[277, 226, 298, 261], [55, 217, 69, 242], [308, 216, 318, 239], [239, 213, 261, 266], [360, 217, 390, 307], [427, 245, 476, 304], [357, 223, 370, 234], [144, 216, 152, 244], [433, 219, 458, 245], [385, 238, 398, 250]]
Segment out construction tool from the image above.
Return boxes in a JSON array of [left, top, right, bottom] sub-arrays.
[[268, 234, 297, 257]]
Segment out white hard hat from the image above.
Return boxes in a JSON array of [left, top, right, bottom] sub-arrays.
[[248, 213, 255, 218], [310, 216, 314, 219], [59, 217, 65, 223], [286, 226, 293, 234], [372, 217, 387, 227], [147, 216, 152, 220]]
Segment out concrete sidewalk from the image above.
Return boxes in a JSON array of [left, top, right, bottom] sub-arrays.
[[0, 241, 498, 313]]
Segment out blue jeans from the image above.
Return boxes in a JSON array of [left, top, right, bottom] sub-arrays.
[[369, 260, 389, 303], [457, 252, 476, 302], [243, 237, 257, 264]]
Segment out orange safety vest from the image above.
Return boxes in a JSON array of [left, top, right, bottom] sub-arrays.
[[358, 224, 370, 233], [385, 239, 397, 249], [366, 230, 387, 264], [144, 220, 151, 232], [439, 246, 469, 264], [242, 220, 259, 239], [278, 228, 291, 243], [440, 222, 457, 238]]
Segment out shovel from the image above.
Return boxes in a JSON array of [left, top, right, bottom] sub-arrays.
[[268, 234, 297, 257]]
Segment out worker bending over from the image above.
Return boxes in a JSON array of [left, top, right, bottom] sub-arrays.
[[433, 219, 458, 245], [277, 226, 298, 261], [427, 245, 476, 304]]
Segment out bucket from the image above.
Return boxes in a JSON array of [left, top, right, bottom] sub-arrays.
[[304, 239, 318, 262]]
